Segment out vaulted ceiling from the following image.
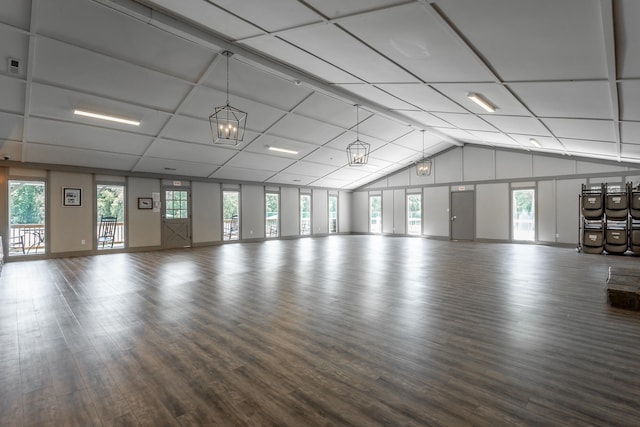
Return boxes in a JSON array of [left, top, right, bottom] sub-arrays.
[[1, 0, 638, 189]]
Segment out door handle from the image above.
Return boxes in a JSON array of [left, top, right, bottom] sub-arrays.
[[451, 215, 457, 221]]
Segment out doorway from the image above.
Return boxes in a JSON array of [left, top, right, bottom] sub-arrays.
[[8, 180, 46, 256], [162, 187, 191, 248], [451, 191, 474, 240], [512, 188, 535, 241]]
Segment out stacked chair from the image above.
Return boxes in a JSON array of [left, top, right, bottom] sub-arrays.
[[579, 182, 640, 255], [580, 183, 605, 254], [630, 185, 640, 253], [603, 183, 629, 254]]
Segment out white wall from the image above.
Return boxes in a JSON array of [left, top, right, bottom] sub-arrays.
[[192, 181, 220, 244], [281, 187, 299, 236], [424, 186, 449, 237], [476, 183, 509, 240], [312, 189, 328, 234], [338, 191, 351, 232], [352, 191, 368, 233], [241, 185, 264, 239], [128, 177, 161, 248], [382, 190, 394, 234], [393, 189, 405, 234], [50, 171, 94, 253], [355, 145, 640, 245]]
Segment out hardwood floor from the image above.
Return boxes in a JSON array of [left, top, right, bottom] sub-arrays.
[[1, 235, 640, 426]]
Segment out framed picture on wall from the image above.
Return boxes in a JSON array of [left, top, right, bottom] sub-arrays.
[[138, 197, 153, 209], [63, 187, 82, 206]]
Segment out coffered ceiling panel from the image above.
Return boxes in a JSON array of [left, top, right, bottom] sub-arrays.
[[302, 147, 349, 168], [203, 58, 312, 111], [34, 37, 191, 111], [144, 139, 236, 165], [210, 166, 275, 182], [143, 0, 261, 40], [0, 77, 25, 114], [134, 156, 217, 177], [28, 118, 152, 155], [210, 0, 320, 33], [432, 83, 530, 116], [432, 113, 496, 133], [37, 0, 214, 82], [615, 0, 640, 79], [509, 81, 613, 119], [26, 144, 139, 170], [241, 36, 361, 85], [182, 86, 285, 133], [481, 116, 552, 137], [377, 84, 466, 113], [2, 0, 638, 187], [30, 83, 170, 136], [278, 24, 418, 84], [434, 0, 607, 81], [340, 2, 494, 83], [560, 139, 617, 157], [2, 0, 31, 29], [543, 118, 616, 142], [282, 161, 337, 178], [267, 114, 344, 146], [0, 113, 23, 142], [227, 151, 295, 172]]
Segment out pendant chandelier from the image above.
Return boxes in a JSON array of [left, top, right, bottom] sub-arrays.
[[209, 51, 247, 146], [415, 130, 432, 176], [347, 104, 370, 166]]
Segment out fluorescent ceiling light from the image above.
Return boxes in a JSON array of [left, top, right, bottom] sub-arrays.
[[74, 109, 140, 126], [529, 138, 542, 148], [268, 146, 298, 155], [467, 92, 496, 113]]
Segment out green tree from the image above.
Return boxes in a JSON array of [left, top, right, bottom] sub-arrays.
[[300, 195, 311, 218], [97, 186, 124, 220], [10, 182, 45, 224], [514, 190, 533, 215], [223, 191, 239, 220], [408, 194, 421, 218], [266, 194, 279, 217]]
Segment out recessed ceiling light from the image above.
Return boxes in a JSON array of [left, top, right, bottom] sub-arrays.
[[74, 109, 140, 126], [529, 138, 542, 148], [467, 92, 497, 113], [268, 146, 298, 155]]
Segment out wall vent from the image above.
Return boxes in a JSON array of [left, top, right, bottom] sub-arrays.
[[8, 58, 20, 75]]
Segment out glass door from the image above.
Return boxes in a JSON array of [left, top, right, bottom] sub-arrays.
[[8, 180, 46, 256]]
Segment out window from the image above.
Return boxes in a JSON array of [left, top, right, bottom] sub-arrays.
[[165, 190, 188, 219], [8, 180, 46, 256], [370, 195, 382, 233], [329, 195, 338, 233], [300, 194, 311, 235], [97, 184, 125, 250], [512, 189, 535, 241], [265, 193, 279, 238], [223, 191, 240, 241], [407, 194, 421, 235]]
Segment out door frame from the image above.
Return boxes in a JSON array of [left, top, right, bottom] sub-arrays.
[[450, 189, 475, 240], [161, 185, 192, 249]]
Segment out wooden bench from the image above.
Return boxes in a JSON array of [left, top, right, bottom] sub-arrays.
[[606, 267, 640, 310]]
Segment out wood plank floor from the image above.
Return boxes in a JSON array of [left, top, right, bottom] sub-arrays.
[[1, 236, 640, 426]]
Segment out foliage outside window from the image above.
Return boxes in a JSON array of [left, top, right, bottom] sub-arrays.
[[407, 194, 421, 235], [329, 195, 338, 233], [370, 195, 381, 233], [266, 193, 279, 237], [300, 194, 311, 235], [223, 191, 240, 241]]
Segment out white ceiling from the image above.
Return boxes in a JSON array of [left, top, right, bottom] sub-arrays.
[[0, 0, 637, 189]]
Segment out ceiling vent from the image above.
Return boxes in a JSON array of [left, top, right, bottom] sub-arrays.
[[8, 58, 20, 75]]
